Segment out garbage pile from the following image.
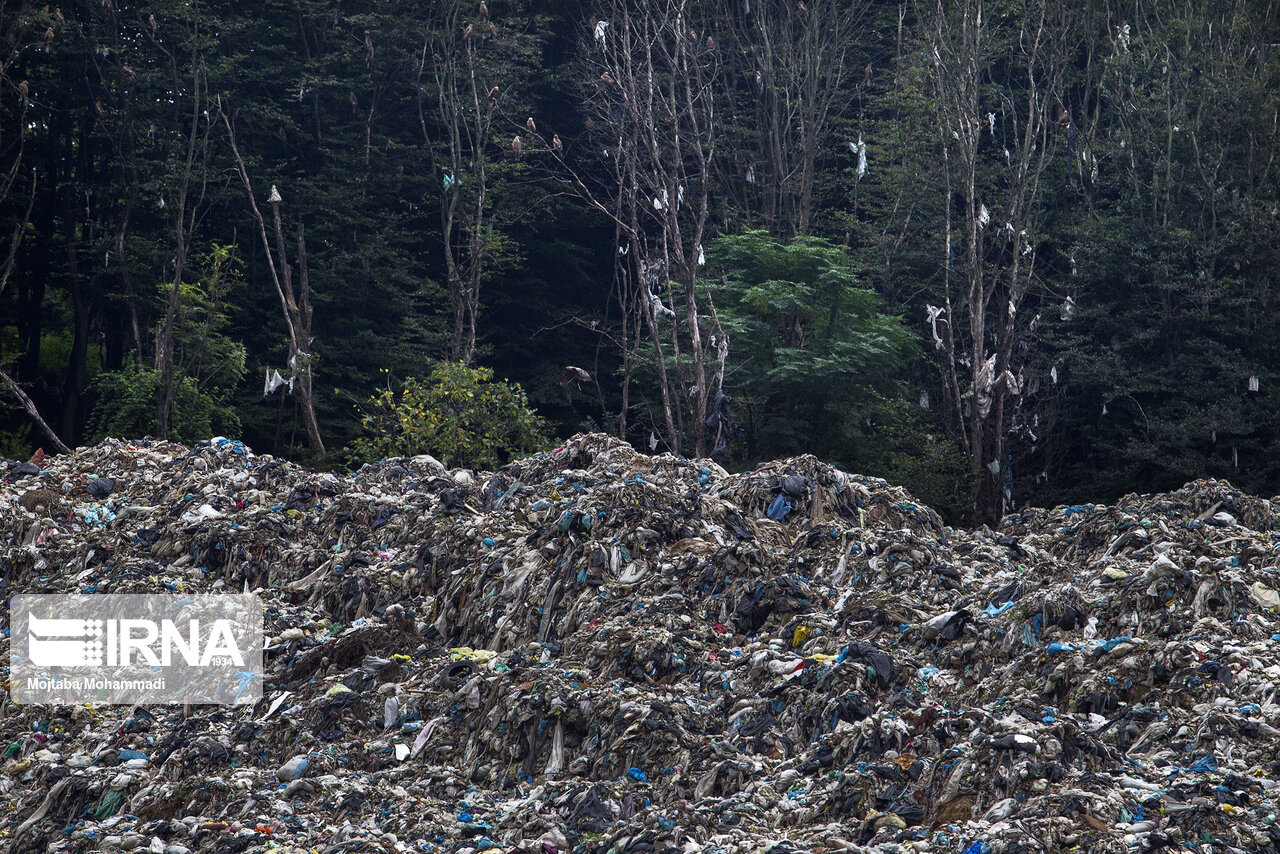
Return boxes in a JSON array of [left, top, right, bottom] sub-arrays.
[[5, 434, 1280, 854]]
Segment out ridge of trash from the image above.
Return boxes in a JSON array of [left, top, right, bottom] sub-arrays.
[[3, 433, 1280, 854]]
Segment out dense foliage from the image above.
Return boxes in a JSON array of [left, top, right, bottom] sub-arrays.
[[350, 362, 548, 470], [707, 233, 907, 454], [86, 245, 247, 444], [0, 0, 1276, 521]]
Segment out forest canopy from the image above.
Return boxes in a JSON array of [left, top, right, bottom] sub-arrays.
[[1, 0, 1277, 523]]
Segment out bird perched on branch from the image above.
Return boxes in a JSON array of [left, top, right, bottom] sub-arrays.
[[526, 116, 536, 133], [601, 71, 615, 86], [488, 85, 500, 101], [149, 13, 157, 33], [552, 133, 562, 153], [464, 23, 473, 39], [479, 0, 488, 17], [559, 366, 592, 388], [512, 135, 522, 159], [45, 26, 54, 52]]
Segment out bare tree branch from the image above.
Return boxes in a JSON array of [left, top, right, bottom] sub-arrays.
[[1, 370, 71, 454], [218, 98, 326, 456]]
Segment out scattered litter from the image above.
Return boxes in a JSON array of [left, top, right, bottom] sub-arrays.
[[3, 436, 1280, 852]]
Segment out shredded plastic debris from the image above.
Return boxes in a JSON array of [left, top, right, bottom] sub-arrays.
[[4, 434, 1280, 852]]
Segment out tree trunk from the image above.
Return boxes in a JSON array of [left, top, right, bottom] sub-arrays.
[[153, 20, 204, 438], [220, 100, 327, 457], [681, 264, 708, 456], [1, 371, 71, 454], [294, 224, 326, 456], [643, 294, 680, 454], [61, 276, 89, 442], [59, 178, 87, 443]]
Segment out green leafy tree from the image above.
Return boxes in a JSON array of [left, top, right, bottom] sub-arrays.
[[87, 245, 247, 444], [707, 230, 919, 464], [350, 361, 549, 469], [87, 361, 243, 443]]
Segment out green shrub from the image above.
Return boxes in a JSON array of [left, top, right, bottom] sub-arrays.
[[88, 360, 242, 443], [86, 245, 247, 445], [350, 362, 550, 469]]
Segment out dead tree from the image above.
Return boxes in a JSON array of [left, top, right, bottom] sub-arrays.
[[150, 13, 215, 438], [219, 100, 326, 456], [720, 0, 867, 236], [417, 0, 510, 365], [924, 0, 1070, 522], [582, 0, 722, 456], [0, 15, 35, 301], [0, 370, 70, 453], [0, 3, 65, 451]]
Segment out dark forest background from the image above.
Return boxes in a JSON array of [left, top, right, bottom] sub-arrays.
[[1, 0, 1277, 523]]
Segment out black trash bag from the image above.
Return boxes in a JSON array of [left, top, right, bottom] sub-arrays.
[[723, 509, 755, 541], [839, 641, 899, 689], [704, 389, 744, 458], [920, 609, 972, 643]]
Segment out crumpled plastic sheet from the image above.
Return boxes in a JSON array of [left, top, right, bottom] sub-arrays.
[[2, 434, 1280, 853]]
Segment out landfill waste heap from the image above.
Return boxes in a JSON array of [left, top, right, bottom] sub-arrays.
[[3, 435, 1280, 854]]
